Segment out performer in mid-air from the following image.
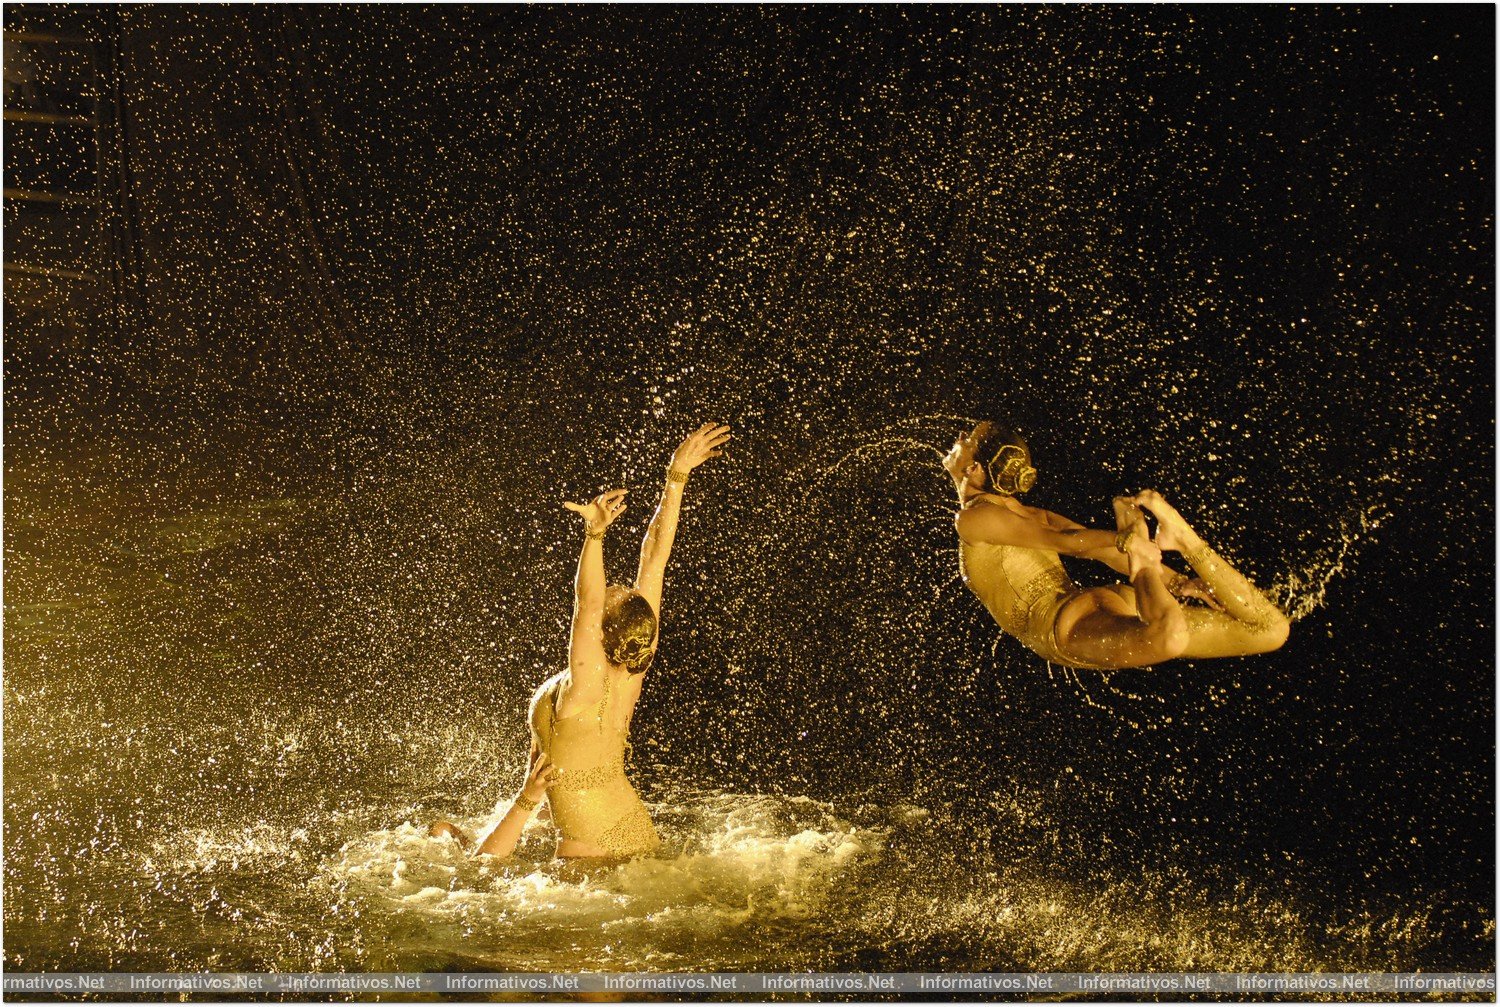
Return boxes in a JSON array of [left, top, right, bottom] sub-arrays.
[[431, 422, 731, 858], [943, 422, 1288, 670]]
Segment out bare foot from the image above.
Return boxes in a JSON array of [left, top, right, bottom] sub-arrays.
[[1112, 496, 1148, 553], [1132, 490, 1199, 554], [1113, 496, 1161, 580]]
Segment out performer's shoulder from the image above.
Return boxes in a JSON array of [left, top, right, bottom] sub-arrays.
[[956, 493, 1016, 523], [956, 494, 1024, 547], [529, 671, 564, 709]]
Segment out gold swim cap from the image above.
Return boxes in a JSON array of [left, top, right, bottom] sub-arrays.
[[987, 438, 1037, 496], [603, 588, 658, 674], [611, 625, 656, 674]]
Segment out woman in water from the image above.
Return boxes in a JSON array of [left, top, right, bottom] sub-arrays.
[[431, 422, 732, 858], [944, 422, 1288, 670]]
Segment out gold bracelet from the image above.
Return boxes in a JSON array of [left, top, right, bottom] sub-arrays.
[[585, 525, 605, 541], [1182, 544, 1215, 569], [513, 794, 538, 812], [667, 466, 690, 484]]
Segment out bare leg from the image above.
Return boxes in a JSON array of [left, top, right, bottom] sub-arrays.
[[1055, 500, 1189, 669], [1135, 490, 1289, 659]]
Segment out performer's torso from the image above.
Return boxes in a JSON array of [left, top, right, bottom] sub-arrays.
[[959, 537, 1075, 653], [530, 674, 660, 857]]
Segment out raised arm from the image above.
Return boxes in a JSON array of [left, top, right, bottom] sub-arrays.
[[634, 422, 731, 614], [562, 488, 628, 693]]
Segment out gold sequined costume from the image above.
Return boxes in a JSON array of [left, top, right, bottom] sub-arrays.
[[530, 676, 660, 858], [959, 538, 1109, 670]]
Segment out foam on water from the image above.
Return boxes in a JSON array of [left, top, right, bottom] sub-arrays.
[[322, 792, 891, 969]]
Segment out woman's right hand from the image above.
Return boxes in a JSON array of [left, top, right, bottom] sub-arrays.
[[564, 488, 628, 534], [1169, 573, 1225, 611], [671, 422, 732, 472], [521, 748, 558, 802]]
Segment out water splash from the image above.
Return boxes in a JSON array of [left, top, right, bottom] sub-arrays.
[[1045, 662, 1168, 731], [143, 824, 312, 877], [322, 792, 890, 969], [1272, 502, 1389, 623], [787, 413, 979, 481]]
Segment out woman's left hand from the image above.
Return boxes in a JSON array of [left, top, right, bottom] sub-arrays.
[[671, 422, 732, 472], [564, 488, 628, 532]]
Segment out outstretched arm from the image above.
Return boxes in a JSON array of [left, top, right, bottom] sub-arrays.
[[1028, 505, 1085, 532], [474, 746, 557, 857], [634, 422, 731, 615], [563, 489, 628, 693], [960, 497, 1220, 606], [1075, 540, 1134, 576], [956, 497, 1120, 558], [1003, 499, 1133, 575]]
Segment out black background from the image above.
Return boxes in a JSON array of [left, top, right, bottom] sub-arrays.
[[4, 4, 1494, 973]]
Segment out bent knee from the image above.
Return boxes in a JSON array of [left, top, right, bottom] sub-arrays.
[[1253, 614, 1290, 654], [1161, 624, 1191, 661], [1060, 606, 1187, 669]]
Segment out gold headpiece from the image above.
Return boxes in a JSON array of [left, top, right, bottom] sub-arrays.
[[611, 626, 656, 674], [988, 440, 1037, 496]]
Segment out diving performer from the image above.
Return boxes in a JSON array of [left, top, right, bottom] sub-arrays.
[[944, 422, 1288, 670], [430, 422, 732, 858]]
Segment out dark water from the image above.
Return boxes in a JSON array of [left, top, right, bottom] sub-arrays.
[[3, 3, 1493, 992]]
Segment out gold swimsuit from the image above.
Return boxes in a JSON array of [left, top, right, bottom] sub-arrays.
[[959, 537, 1106, 670], [529, 675, 660, 858]]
